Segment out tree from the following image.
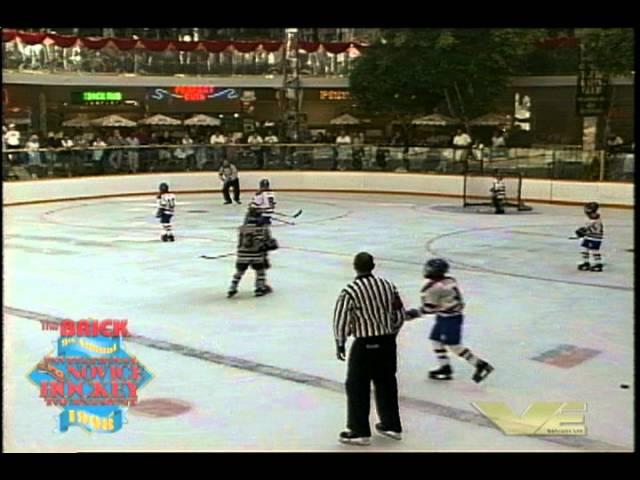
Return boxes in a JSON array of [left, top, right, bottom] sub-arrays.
[[349, 29, 546, 135], [576, 28, 634, 76]]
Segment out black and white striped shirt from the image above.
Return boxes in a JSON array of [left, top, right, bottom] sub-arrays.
[[333, 274, 407, 346], [491, 180, 506, 200]]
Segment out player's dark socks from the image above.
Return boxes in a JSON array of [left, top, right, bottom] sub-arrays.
[[472, 360, 494, 383]]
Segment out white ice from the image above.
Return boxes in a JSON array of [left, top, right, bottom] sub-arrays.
[[3, 192, 634, 452]]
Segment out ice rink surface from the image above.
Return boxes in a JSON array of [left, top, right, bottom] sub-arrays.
[[3, 191, 634, 451]]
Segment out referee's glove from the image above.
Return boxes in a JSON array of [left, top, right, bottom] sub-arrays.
[[406, 308, 421, 320], [336, 340, 346, 361]]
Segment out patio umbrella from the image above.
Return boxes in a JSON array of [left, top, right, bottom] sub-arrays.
[[90, 115, 138, 127], [62, 114, 92, 128], [183, 114, 221, 126], [469, 113, 513, 126], [139, 114, 182, 126], [330, 113, 360, 125], [412, 113, 461, 126]]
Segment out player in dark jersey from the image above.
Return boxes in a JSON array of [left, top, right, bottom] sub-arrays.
[[227, 206, 278, 298], [406, 258, 493, 383], [575, 202, 604, 271], [156, 182, 176, 242]]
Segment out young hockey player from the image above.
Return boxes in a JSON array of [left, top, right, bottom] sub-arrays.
[[156, 182, 176, 242], [575, 202, 604, 272], [228, 206, 279, 298], [406, 258, 494, 383], [250, 178, 276, 225], [490, 172, 506, 214]]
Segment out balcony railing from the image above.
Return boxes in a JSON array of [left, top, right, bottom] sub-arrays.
[[2, 35, 358, 77], [3, 144, 633, 182]]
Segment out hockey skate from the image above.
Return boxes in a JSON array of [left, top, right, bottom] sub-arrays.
[[472, 360, 494, 383], [227, 288, 238, 298], [255, 285, 273, 297], [168, 234, 175, 242], [161, 234, 169, 242], [338, 430, 371, 446], [428, 364, 453, 380], [589, 264, 603, 272], [375, 423, 402, 441], [577, 262, 591, 271]]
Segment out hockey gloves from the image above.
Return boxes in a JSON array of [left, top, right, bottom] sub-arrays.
[[336, 340, 346, 361]]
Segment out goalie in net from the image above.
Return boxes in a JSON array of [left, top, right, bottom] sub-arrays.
[[462, 171, 532, 212]]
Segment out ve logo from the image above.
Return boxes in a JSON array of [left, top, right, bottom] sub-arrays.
[[472, 402, 587, 435]]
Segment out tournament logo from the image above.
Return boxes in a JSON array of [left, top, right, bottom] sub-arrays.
[[28, 319, 152, 433]]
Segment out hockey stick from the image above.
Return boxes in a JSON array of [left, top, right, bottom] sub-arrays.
[[272, 209, 303, 219], [568, 236, 580, 240], [200, 252, 235, 260], [272, 216, 295, 226]]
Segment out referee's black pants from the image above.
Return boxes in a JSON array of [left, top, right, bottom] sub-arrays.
[[345, 334, 402, 437], [223, 178, 240, 202]]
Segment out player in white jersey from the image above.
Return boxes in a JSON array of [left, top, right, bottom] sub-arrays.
[[575, 202, 604, 271], [490, 172, 506, 214], [250, 178, 276, 225], [156, 182, 176, 242], [406, 258, 493, 383]]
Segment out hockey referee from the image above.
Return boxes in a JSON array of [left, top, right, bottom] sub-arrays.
[[333, 252, 408, 446]]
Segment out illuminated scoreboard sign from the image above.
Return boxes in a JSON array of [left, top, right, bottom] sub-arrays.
[[319, 90, 351, 101], [149, 86, 239, 102], [71, 91, 124, 105]]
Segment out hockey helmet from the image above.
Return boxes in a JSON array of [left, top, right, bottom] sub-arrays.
[[259, 178, 270, 190], [159, 182, 169, 193], [584, 202, 599, 215], [424, 258, 449, 279]]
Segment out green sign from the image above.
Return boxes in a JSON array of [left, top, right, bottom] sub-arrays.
[[71, 91, 123, 105]]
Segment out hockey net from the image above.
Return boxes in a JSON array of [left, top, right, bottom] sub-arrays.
[[462, 173, 532, 211]]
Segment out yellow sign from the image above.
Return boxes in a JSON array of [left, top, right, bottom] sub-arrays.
[[473, 402, 587, 435], [319, 90, 351, 101]]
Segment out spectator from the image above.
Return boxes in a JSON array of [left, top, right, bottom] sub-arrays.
[[452, 129, 473, 164], [335, 130, 352, 170], [61, 134, 75, 175], [209, 129, 227, 165], [126, 133, 140, 173], [92, 137, 107, 172], [263, 131, 280, 167], [4, 124, 21, 163], [248, 131, 265, 169], [491, 130, 506, 148], [606, 134, 624, 152], [25, 134, 42, 174], [179, 132, 195, 170], [352, 132, 365, 170], [107, 129, 125, 171]]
